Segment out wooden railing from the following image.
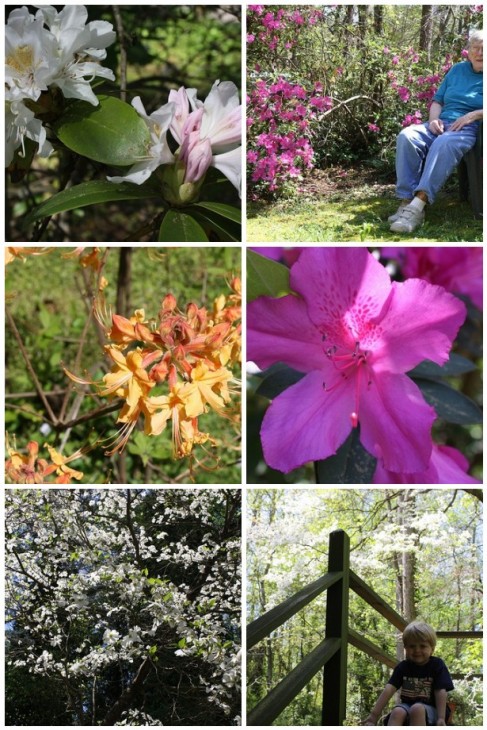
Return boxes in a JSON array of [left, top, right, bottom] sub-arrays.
[[247, 529, 482, 726]]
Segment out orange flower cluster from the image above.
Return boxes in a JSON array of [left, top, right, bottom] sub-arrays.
[[66, 279, 241, 459], [5, 438, 84, 484]]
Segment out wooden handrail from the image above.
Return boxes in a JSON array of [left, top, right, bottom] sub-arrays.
[[436, 631, 483, 639], [349, 570, 407, 631], [247, 637, 341, 726], [348, 628, 397, 669], [247, 571, 342, 649]]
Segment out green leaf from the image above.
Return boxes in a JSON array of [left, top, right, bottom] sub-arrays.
[[191, 201, 241, 224], [255, 363, 306, 399], [247, 249, 291, 301], [188, 209, 240, 242], [414, 378, 483, 424], [159, 209, 208, 242], [54, 95, 151, 165], [177, 638, 187, 649], [315, 428, 377, 484], [408, 354, 477, 379], [24, 181, 158, 225]]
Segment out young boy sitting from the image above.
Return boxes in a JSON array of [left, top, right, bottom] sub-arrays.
[[363, 620, 454, 726]]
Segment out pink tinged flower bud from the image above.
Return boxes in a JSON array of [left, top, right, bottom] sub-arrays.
[[163, 293, 177, 311], [182, 136, 213, 184]]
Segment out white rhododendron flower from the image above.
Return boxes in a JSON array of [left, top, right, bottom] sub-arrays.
[[5, 7, 59, 102], [170, 80, 242, 194], [5, 4, 115, 167], [107, 80, 241, 194], [5, 99, 53, 166], [107, 97, 176, 185]]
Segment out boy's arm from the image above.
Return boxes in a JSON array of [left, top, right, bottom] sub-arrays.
[[434, 688, 447, 726], [363, 683, 397, 726]]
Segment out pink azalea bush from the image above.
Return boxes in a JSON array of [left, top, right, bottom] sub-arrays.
[[247, 4, 482, 199], [248, 248, 473, 478]]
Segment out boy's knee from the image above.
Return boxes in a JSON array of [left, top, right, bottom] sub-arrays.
[[388, 706, 408, 724], [409, 703, 426, 721]]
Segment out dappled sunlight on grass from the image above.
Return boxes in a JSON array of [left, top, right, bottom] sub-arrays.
[[247, 192, 482, 243]]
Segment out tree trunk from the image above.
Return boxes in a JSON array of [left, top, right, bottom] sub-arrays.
[[116, 247, 132, 317], [419, 5, 434, 59], [373, 5, 383, 35]]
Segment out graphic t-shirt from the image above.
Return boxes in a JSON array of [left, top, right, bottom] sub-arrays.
[[388, 657, 454, 706], [433, 61, 483, 122]]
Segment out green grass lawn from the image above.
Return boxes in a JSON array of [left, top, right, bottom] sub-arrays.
[[246, 184, 483, 243]]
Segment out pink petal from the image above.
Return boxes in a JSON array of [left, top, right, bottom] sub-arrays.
[[359, 372, 435, 473], [290, 248, 392, 339], [260, 370, 354, 473], [248, 294, 324, 371], [372, 278, 466, 373], [374, 444, 480, 484]]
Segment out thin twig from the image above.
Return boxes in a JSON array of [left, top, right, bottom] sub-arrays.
[[55, 401, 122, 430], [113, 6, 128, 103], [5, 402, 50, 422], [6, 307, 58, 424], [59, 307, 94, 423], [5, 390, 68, 399]]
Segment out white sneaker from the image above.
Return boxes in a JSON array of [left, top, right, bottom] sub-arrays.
[[390, 205, 425, 233], [387, 201, 411, 223]]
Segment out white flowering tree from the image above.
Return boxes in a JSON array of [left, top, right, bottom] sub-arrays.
[[6, 488, 241, 726]]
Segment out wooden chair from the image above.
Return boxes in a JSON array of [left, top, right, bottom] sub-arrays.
[[458, 123, 483, 219]]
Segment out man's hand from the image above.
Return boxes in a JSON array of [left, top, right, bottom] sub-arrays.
[[450, 111, 480, 131], [436, 719, 446, 726], [429, 119, 444, 135]]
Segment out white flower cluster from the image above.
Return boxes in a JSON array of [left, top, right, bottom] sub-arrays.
[[107, 80, 242, 195], [5, 5, 116, 166]]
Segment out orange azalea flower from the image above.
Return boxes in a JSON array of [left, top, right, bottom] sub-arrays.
[[5, 247, 52, 265], [43, 444, 84, 482], [64, 280, 240, 462], [181, 362, 232, 417], [5, 438, 84, 484]]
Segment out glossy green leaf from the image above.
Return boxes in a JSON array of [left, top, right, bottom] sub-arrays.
[[54, 95, 150, 165], [192, 201, 241, 224], [24, 181, 158, 225], [247, 249, 291, 301], [158, 209, 208, 242], [414, 378, 483, 424], [255, 363, 305, 399], [315, 428, 377, 484], [408, 354, 477, 379], [189, 209, 240, 242]]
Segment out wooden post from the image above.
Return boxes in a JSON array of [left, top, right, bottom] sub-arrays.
[[322, 530, 350, 726]]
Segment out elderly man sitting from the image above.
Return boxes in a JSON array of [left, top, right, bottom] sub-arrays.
[[389, 29, 483, 233]]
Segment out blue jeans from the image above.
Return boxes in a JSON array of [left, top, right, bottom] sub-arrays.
[[395, 121, 478, 203], [387, 702, 438, 725]]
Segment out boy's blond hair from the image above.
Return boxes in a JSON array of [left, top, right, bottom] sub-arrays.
[[403, 620, 437, 650]]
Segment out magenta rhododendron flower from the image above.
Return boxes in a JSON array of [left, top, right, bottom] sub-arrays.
[[382, 247, 483, 310], [374, 444, 480, 484], [248, 249, 466, 474]]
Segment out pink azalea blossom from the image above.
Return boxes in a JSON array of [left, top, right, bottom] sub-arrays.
[[248, 248, 466, 474], [374, 444, 480, 484], [368, 123, 380, 133], [382, 247, 483, 310]]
